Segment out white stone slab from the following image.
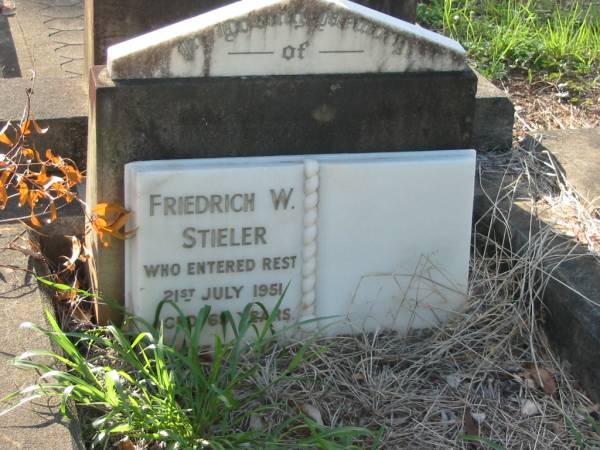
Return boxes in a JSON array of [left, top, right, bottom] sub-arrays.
[[125, 150, 475, 345], [316, 154, 474, 334], [108, 0, 466, 79]]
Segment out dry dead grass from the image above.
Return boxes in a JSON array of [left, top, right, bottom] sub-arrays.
[[498, 75, 600, 142], [242, 142, 600, 449]]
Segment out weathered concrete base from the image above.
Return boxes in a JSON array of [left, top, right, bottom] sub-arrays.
[[473, 72, 514, 151], [474, 160, 600, 403], [87, 66, 477, 320], [528, 128, 600, 202], [0, 225, 82, 449]]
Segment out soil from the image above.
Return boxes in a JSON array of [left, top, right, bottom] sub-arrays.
[[493, 74, 600, 142]]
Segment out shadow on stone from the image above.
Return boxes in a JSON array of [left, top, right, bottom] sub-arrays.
[[474, 162, 600, 403], [0, 16, 21, 78]]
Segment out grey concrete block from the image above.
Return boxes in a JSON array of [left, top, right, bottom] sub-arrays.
[[86, 66, 476, 319], [0, 225, 82, 449], [474, 170, 600, 403], [0, 77, 88, 168], [529, 128, 600, 202], [473, 72, 515, 151]]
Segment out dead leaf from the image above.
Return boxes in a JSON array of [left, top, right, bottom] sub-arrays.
[[463, 408, 481, 446], [72, 305, 92, 324], [521, 399, 540, 417], [249, 414, 265, 431], [49, 202, 57, 223], [118, 438, 135, 450], [32, 120, 48, 134], [471, 412, 486, 424], [522, 363, 557, 395], [446, 374, 464, 388], [45, 149, 63, 166], [0, 131, 13, 146], [0, 168, 14, 209], [18, 180, 28, 206], [92, 203, 133, 246], [60, 164, 84, 186], [300, 403, 324, 426], [0, 183, 7, 210], [22, 148, 41, 162], [20, 120, 32, 136], [61, 236, 82, 271], [34, 166, 50, 186], [30, 209, 42, 227]]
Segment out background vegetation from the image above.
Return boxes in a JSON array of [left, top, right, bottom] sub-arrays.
[[418, 0, 600, 101]]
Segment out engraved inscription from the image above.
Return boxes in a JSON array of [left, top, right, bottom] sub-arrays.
[[133, 184, 302, 336], [282, 41, 310, 60], [209, 9, 407, 56]]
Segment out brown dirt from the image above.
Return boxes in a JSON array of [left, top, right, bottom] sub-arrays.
[[493, 74, 600, 142]]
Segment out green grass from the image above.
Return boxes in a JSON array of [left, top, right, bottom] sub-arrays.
[[417, 0, 600, 84], [568, 414, 600, 449], [1, 298, 375, 449]]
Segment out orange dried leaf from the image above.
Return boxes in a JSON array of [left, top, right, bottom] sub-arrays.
[[0, 168, 13, 183], [67, 191, 75, 203], [18, 180, 29, 206], [93, 217, 108, 229], [30, 209, 42, 227], [0, 132, 13, 146], [22, 148, 41, 162], [108, 211, 131, 233], [34, 166, 50, 185], [93, 202, 128, 217], [20, 120, 32, 136], [62, 236, 82, 270], [49, 202, 58, 223], [32, 120, 49, 135], [27, 189, 43, 209], [522, 363, 557, 395], [118, 439, 136, 450], [61, 164, 84, 186], [91, 203, 132, 246], [0, 184, 7, 210], [45, 149, 62, 165]]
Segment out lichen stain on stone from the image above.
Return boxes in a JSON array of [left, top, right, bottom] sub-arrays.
[[312, 104, 336, 123], [221, 0, 464, 67], [124, 44, 172, 79], [200, 30, 215, 77]]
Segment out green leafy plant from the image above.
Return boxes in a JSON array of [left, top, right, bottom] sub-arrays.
[[1, 294, 374, 449], [568, 415, 600, 449], [417, 0, 600, 84]]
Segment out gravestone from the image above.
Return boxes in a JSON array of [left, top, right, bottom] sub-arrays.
[[87, 0, 477, 327], [126, 151, 475, 343], [85, 0, 417, 75], [107, 0, 462, 78]]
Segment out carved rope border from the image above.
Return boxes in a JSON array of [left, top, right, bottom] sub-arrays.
[[300, 159, 319, 330]]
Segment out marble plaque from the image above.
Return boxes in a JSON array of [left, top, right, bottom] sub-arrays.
[[125, 150, 475, 344], [108, 0, 465, 79]]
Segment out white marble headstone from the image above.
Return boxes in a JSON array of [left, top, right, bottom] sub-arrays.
[[108, 0, 466, 79], [125, 150, 475, 345]]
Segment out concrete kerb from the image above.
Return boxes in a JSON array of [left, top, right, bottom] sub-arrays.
[[527, 129, 600, 202], [474, 158, 600, 403], [0, 224, 83, 450], [473, 71, 515, 151]]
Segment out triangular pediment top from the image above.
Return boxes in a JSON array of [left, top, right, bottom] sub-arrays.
[[107, 0, 466, 79]]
